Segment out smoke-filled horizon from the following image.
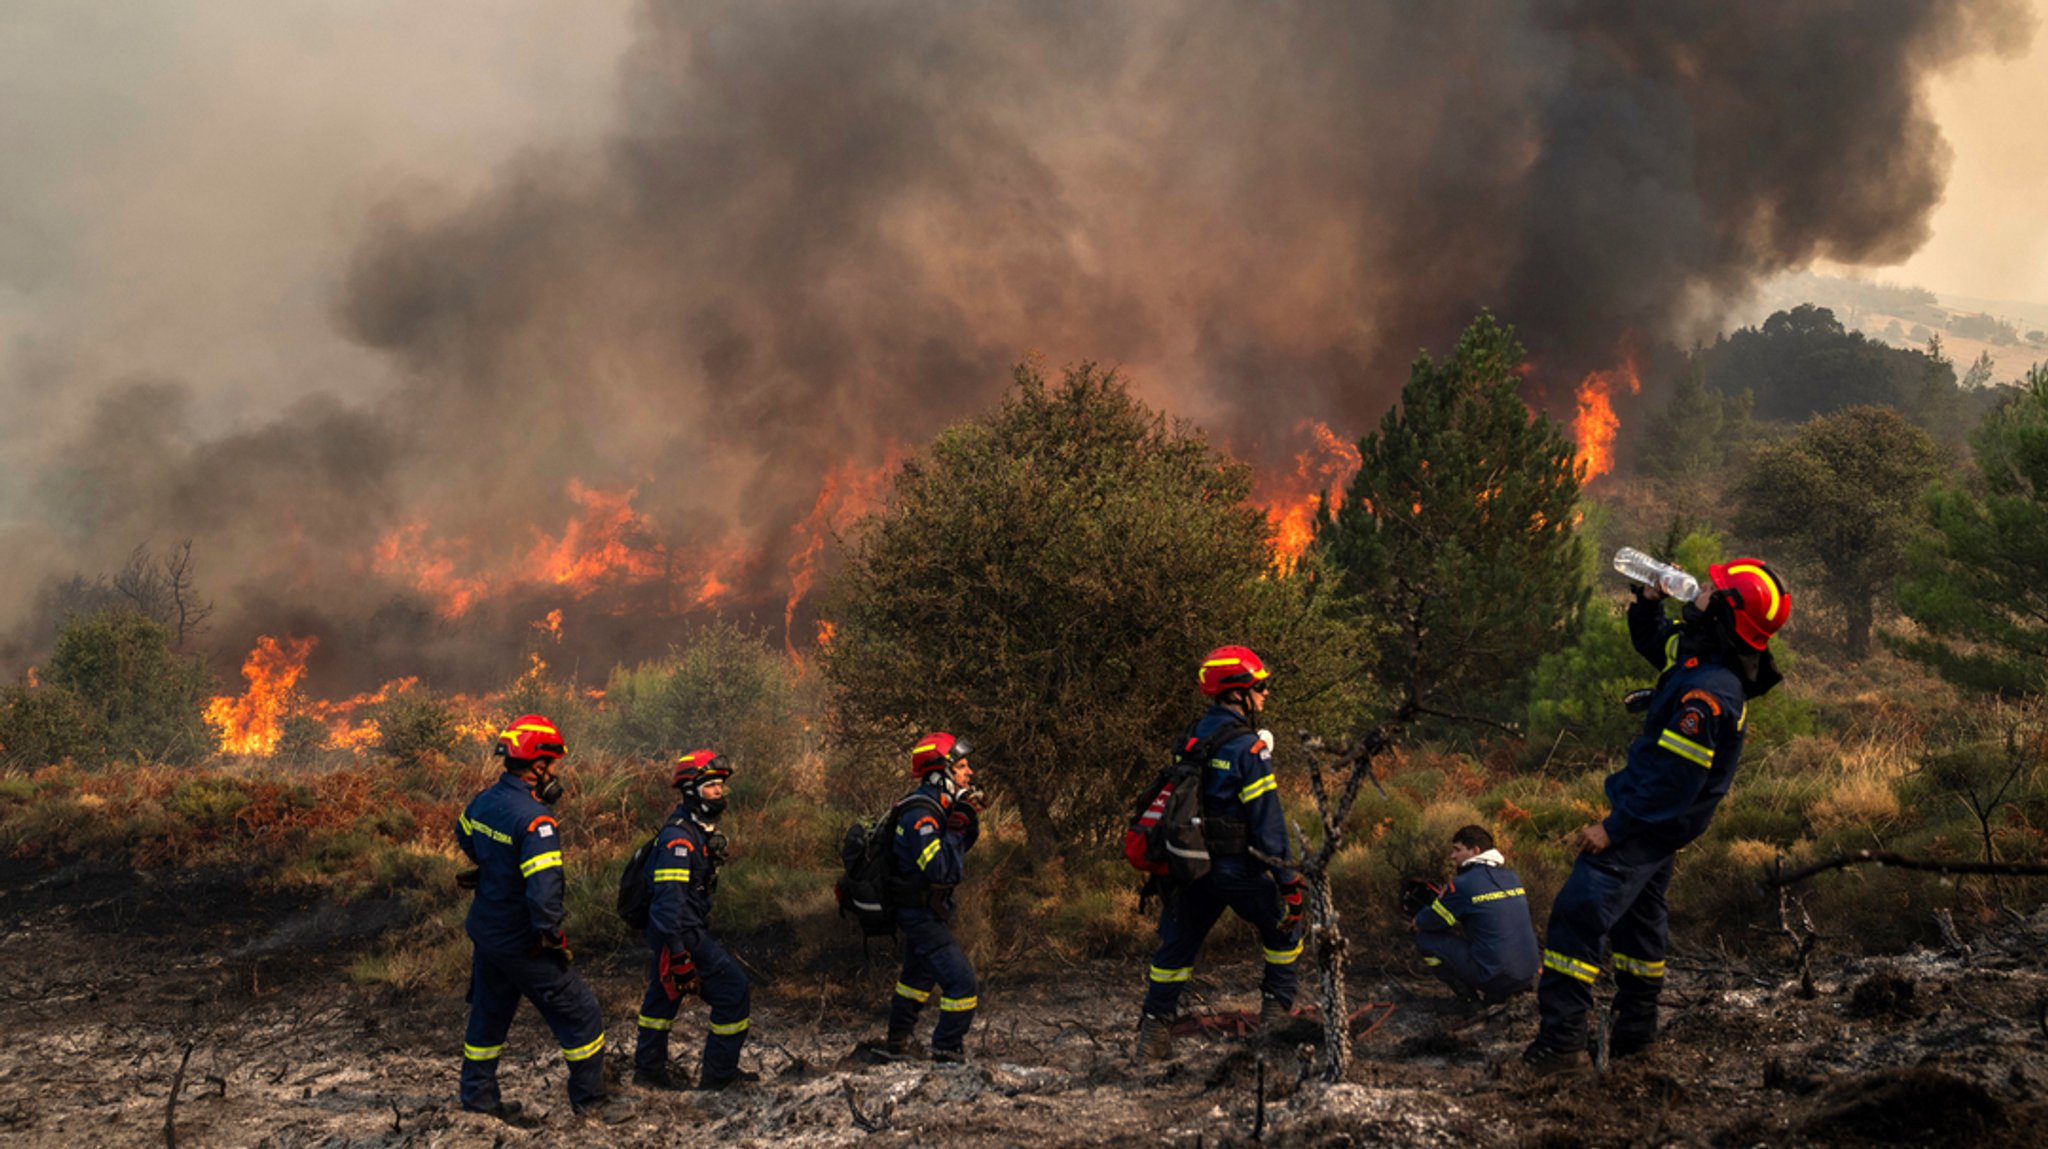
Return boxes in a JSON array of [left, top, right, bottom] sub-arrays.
[[0, 0, 2033, 694]]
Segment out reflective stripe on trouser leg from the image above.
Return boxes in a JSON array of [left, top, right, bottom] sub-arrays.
[[459, 948, 519, 1112], [1415, 930, 1485, 1000], [1534, 848, 1671, 1052], [1141, 876, 1229, 1018], [634, 950, 684, 1077], [695, 934, 752, 1083], [514, 951, 608, 1109], [1608, 854, 1674, 1048]]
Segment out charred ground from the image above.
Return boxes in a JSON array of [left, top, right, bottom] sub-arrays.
[[5, 863, 2047, 1148]]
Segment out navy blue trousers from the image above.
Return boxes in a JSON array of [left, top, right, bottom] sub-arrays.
[[1534, 845, 1674, 1051], [459, 947, 607, 1110], [1142, 861, 1302, 1018], [634, 934, 751, 1083], [887, 911, 978, 1052], [1416, 931, 1534, 1003]]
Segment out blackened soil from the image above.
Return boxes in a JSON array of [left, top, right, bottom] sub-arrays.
[[2, 864, 2048, 1147]]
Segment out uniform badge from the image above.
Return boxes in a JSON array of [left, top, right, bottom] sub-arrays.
[[537, 823, 555, 838], [1677, 708, 1704, 737]]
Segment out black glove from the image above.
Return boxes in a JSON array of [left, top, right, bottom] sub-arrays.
[[1399, 877, 1441, 920], [455, 866, 480, 890], [1277, 875, 1306, 933], [946, 805, 980, 849], [660, 946, 699, 999], [531, 929, 573, 966]]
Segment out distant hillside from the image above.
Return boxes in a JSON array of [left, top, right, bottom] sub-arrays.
[[1739, 271, 2047, 386]]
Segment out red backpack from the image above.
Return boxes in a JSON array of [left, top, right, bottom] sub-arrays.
[[1122, 719, 1251, 884]]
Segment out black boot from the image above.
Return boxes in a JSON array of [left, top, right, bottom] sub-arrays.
[[882, 1030, 925, 1059], [1134, 1014, 1174, 1064]]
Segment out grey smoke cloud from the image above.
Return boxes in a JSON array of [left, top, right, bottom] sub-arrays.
[[1, 0, 2032, 690]]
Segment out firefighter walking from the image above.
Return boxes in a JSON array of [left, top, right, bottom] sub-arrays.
[[1523, 559, 1790, 1071], [633, 750, 756, 1090], [884, 733, 983, 1062], [454, 715, 625, 1122], [1135, 645, 1305, 1062]]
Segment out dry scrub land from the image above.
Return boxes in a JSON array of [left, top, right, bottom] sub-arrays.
[[4, 860, 2047, 1148]]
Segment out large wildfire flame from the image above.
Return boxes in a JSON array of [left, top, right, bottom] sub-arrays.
[[1571, 354, 1641, 482], [785, 447, 903, 658], [371, 480, 743, 620], [207, 634, 319, 755], [1256, 421, 1362, 569]]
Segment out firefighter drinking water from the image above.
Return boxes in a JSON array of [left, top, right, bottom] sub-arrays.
[[454, 715, 625, 1123], [632, 750, 755, 1091], [1134, 645, 1305, 1063], [1523, 558, 1790, 1072]]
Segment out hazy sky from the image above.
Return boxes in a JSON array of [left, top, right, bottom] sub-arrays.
[[1894, 0, 2048, 301]]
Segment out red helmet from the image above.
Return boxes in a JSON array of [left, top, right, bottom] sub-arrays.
[[1198, 645, 1270, 696], [910, 732, 972, 778], [1709, 559, 1791, 650], [672, 748, 732, 791], [494, 714, 566, 763]]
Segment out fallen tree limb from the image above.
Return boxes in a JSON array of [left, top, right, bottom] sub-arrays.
[[1768, 850, 2048, 887]]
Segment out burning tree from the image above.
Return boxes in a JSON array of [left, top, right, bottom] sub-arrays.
[[823, 361, 1369, 849]]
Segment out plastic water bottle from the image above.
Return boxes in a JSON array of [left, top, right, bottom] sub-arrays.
[[1612, 546, 1699, 601]]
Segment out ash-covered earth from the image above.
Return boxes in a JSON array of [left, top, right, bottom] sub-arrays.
[[3, 862, 2046, 1148]]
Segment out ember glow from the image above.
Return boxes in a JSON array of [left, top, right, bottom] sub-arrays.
[[1571, 354, 1641, 482], [207, 634, 318, 755], [785, 449, 902, 657], [1256, 421, 1363, 569]]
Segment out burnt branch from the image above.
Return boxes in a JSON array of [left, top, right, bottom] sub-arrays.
[[1768, 850, 2048, 887]]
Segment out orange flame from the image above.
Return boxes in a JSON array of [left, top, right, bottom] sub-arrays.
[[1255, 421, 1362, 570], [1571, 354, 1641, 482], [207, 634, 317, 755], [534, 609, 565, 643], [785, 448, 902, 658], [24, 666, 37, 690]]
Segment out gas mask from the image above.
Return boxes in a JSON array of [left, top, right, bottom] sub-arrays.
[[530, 762, 564, 806], [686, 788, 728, 823]]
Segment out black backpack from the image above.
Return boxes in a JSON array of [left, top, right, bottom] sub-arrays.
[[616, 816, 690, 932], [1123, 717, 1254, 886], [836, 793, 941, 938]]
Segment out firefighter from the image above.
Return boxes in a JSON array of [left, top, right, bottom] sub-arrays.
[[1523, 560, 1790, 1072], [1134, 645, 1305, 1063], [633, 750, 756, 1091], [1409, 825, 1540, 1005], [883, 732, 983, 1062], [455, 715, 626, 1123]]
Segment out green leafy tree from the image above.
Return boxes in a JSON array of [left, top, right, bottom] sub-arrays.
[[1733, 406, 1944, 659], [31, 609, 213, 764], [1895, 365, 2048, 692], [1702, 305, 1963, 438], [823, 362, 1367, 849], [1319, 312, 1587, 730]]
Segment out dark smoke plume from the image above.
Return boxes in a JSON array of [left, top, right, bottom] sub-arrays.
[[4, 0, 2032, 691]]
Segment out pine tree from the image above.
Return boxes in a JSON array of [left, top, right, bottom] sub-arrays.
[[1318, 312, 1587, 729]]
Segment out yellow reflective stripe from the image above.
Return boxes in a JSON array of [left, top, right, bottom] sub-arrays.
[[1612, 952, 1667, 979], [1263, 940, 1303, 964], [561, 1034, 605, 1062], [1421, 956, 1442, 967], [1725, 563, 1782, 621], [917, 839, 943, 869], [913, 742, 939, 755], [1149, 965, 1193, 983], [1430, 899, 1457, 925], [1663, 634, 1680, 672], [1209, 758, 1234, 771], [895, 982, 932, 1002], [637, 1014, 674, 1031], [460, 813, 511, 845], [1657, 730, 1714, 768], [1543, 950, 1600, 984], [651, 868, 691, 882], [463, 1042, 503, 1060], [519, 851, 564, 876], [939, 996, 978, 1012], [1239, 774, 1277, 803], [1469, 888, 1525, 903], [710, 1017, 751, 1035], [1737, 702, 1748, 732]]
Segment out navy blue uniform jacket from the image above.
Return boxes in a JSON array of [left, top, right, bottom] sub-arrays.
[[457, 773, 566, 954], [1603, 594, 1751, 853], [1192, 705, 1295, 882]]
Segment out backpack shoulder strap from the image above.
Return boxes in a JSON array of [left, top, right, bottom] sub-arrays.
[[1178, 716, 1255, 767]]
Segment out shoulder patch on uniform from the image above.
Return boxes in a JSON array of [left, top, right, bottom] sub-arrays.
[[1676, 708, 1704, 737], [536, 822, 555, 838], [911, 815, 940, 835], [528, 815, 557, 833], [1679, 689, 1723, 717], [671, 841, 691, 856]]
